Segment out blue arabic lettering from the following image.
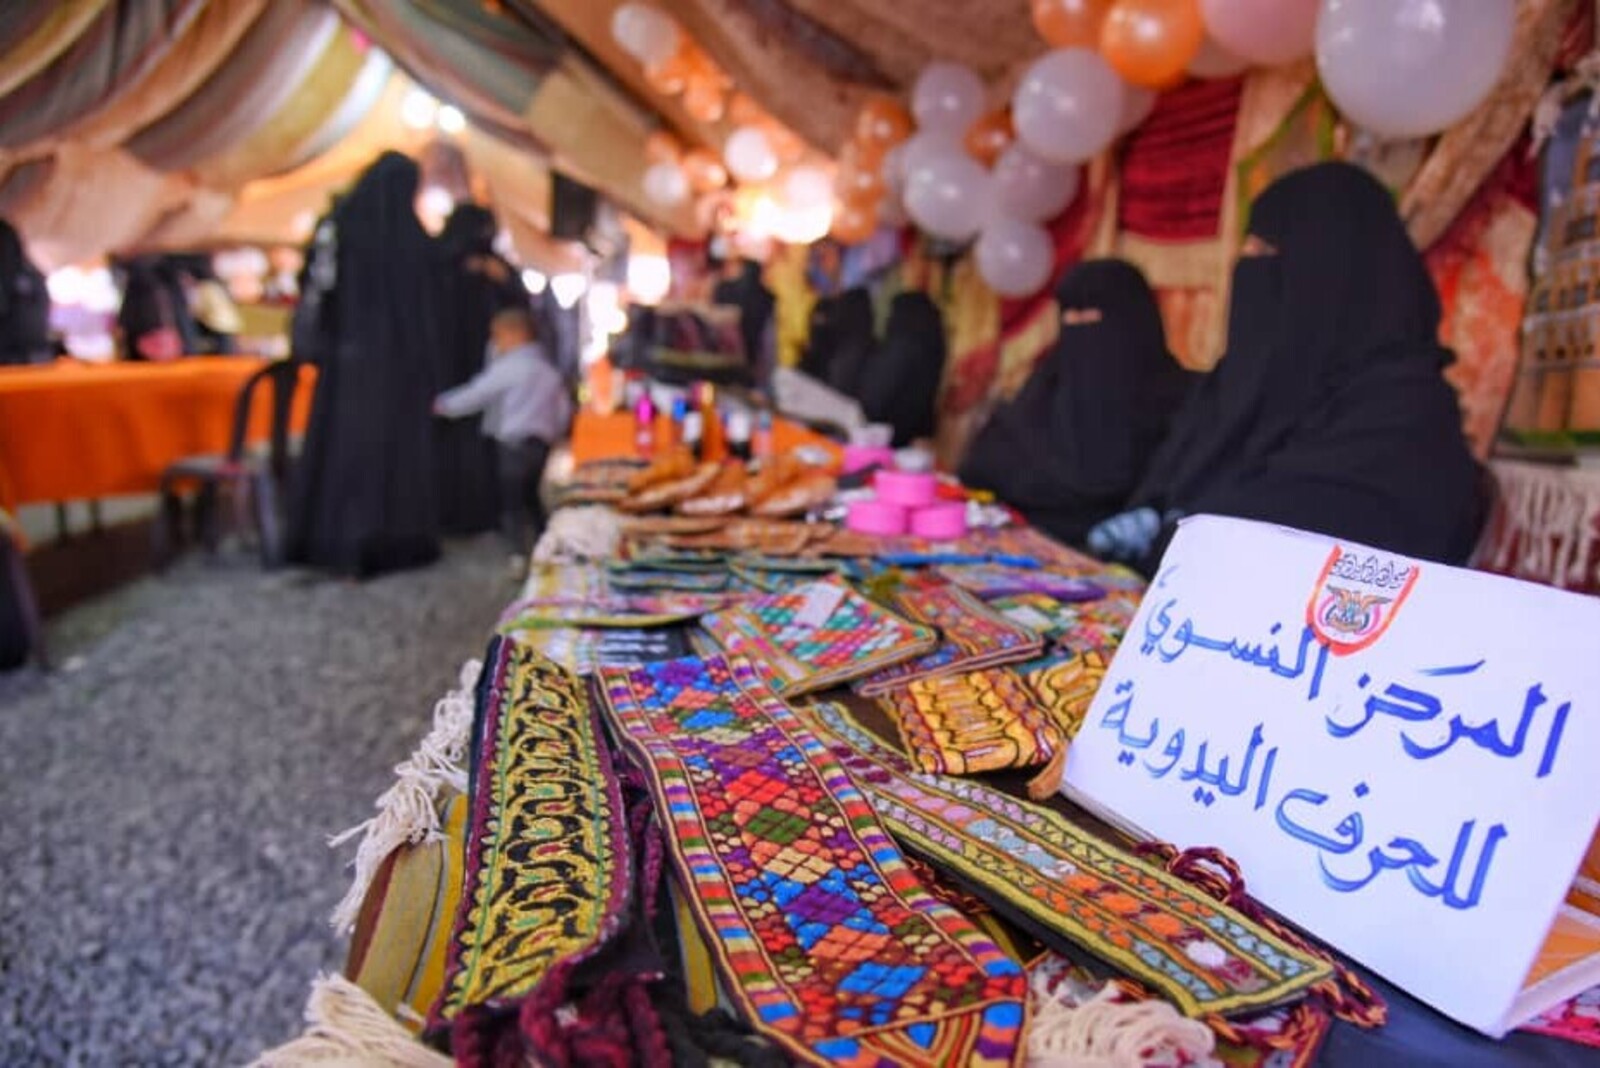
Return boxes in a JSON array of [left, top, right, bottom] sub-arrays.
[[1400, 683, 1570, 779]]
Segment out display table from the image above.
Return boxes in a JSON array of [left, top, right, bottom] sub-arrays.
[[0, 358, 315, 512]]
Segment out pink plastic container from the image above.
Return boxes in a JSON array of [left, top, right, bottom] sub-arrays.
[[874, 469, 938, 508], [909, 502, 967, 540], [842, 444, 896, 474], [846, 499, 910, 536]]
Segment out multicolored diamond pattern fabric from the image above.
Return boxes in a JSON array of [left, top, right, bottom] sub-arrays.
[[797, 701, 1331, 1019], [497, 592, 728, 632], [598, 654, 1027, 1067], [699, 577, 938, 697], [430, 638, 632, 1034], [881, 667, 1064, 775], [856, 576, 1044, 697]]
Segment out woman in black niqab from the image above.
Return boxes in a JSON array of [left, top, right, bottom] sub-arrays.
[[1094, 162, 1484, 571], [961, 260, 1190, 544], [287, 151, 443, 577], [0, 220, 50, 365], [432, 203, 522, 535], [856, 291, 947, 447], [801, 287, 875, 398], [712, 258, 776, 387]]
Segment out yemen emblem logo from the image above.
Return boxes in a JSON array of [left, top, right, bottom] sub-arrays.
[[1306, 546, 1420, 655]]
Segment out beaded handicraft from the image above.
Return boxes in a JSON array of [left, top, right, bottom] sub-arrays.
[[598, 654, 1028, 1067], [880, 667, 1064, 775], [797, 702, 1331, 1019], [856, 576, 1044, 697], [699, 577, 938, 697]]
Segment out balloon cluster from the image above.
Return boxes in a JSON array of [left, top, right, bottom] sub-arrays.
[[612, 2, 731, 124]]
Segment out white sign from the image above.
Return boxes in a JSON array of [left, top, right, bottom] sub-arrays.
[[1064, 515, 1600, 1037]]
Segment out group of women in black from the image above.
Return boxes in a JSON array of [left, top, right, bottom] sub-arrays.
[[286, 151, 535, 578], [962, 161, 1485, 570]]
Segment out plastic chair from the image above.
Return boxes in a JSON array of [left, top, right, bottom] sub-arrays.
[[0, 514, 45, 670], [153, 360, 305, 568]]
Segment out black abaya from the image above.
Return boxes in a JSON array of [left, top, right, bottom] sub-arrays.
[[432, 204, 522, 536], [712, 259, 776, 386], [856, 291, 947, 447], [287, 152, 443, 577], [1126, 162, 1484, 568], [961, 261, 1191, 544], [801, 287, 875, 398], [0, 220, 50, 365]]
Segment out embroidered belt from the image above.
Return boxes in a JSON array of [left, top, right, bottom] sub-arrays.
[[796, 701, 1331, 1019], [881, 667, 1063, 775], [431, 638, 633, 1034], [598, 654, 1027, 1067], [856, 576, 1044, 696]]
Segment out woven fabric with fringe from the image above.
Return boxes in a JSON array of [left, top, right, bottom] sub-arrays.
[[799, 701, 1331, 1020], [598, 654, 1028, 1068], [427, 637, 638, 1063], [328, 657, 481, 933]]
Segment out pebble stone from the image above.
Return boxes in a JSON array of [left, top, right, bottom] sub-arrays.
[[0, 538, 511, 1065]]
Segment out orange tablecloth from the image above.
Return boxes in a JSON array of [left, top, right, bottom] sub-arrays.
[[569, 409, 839, 466], [0, 358, 315, 510]]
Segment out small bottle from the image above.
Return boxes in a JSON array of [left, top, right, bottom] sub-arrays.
[[634, 391, 656, 458], [682, 409, 705, 461], [752, 410, 774, 460], [667, 396, 689, 451], [726, 409, 753, 462]]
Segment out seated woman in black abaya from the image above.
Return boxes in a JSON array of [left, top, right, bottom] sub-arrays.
[[1088, 162, 1485, 573], [287, 152, 443, 578], [961, 260, 1192, 545]]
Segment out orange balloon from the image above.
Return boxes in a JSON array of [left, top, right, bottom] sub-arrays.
[[836, 155, 884, 207], [832, 200, 877, 245], [681, 147, 728, 192], [764, 122, 805, 162], [644, 130, 682, 164], [964, 108, 1014, 167], [683, 77, 726, 123], [855, 96, 913, 153], [1100, 0, 1204, 90], [728, 91, 765, 126], [1031, 0, 1112, 48], [644, 45, 692, 95]]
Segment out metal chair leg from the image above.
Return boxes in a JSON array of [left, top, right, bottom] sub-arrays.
[[253, 470, 284, 568], [3, 537, 46, 671]]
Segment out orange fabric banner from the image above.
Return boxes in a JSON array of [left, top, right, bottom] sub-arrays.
[[0, 358, 314, 510]]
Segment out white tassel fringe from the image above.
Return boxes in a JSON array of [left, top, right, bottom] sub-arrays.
[[249, 974, 451, 1067], [1026, 972, 1215, 1068], [328, 658, 481, 932]]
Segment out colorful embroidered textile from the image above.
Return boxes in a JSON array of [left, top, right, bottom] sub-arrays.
[[935, 563, 1105, 602], [729, 555, 848, 593], [989, 594, 1088, 641], [1023, 650, 1108, 743], [857, 576, 1044, 697], [699, 577, 938, 697], [518, 561, 607, 602], [550, 459, 644, 508], [597, 654, 1027, 1067], [498, 592, 726, 631], [511, 625, 695, 676], [606, 566, 731, 594], [430, 639, 632, 1037], [1053, 587, 1144, 657], [798, 702, 1331, 1018], [1522, 983, 1600, 1048], [881, 668, 1063, 775]]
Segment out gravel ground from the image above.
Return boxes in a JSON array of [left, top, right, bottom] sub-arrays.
[[0, 538, 512, 1065]]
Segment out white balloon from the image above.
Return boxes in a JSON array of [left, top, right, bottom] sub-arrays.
[[1187, 36, 1250, 78], [611, 3, 680, 68], [1316, 0, 1515, 140], [1012, 48, 1126, 165], [1200, 0, 1318, 67], [911, 62, 986, 135], [899, 130, 965, 180], [1119, 85, 1157, 134], [724, 126, 778, 183], [642, 161, 689, 206], [882, 143, 908, 197], [784, 165, 833, 209], [904, 149, 992, 242], [991, 145, 1080, 223], [976, 218, 1055, 297]]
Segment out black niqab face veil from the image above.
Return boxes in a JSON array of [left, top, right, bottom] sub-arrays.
[[1130, 161, 1484, 566], [960, 259, 1190, 544], [438, 203, 498, 260]]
